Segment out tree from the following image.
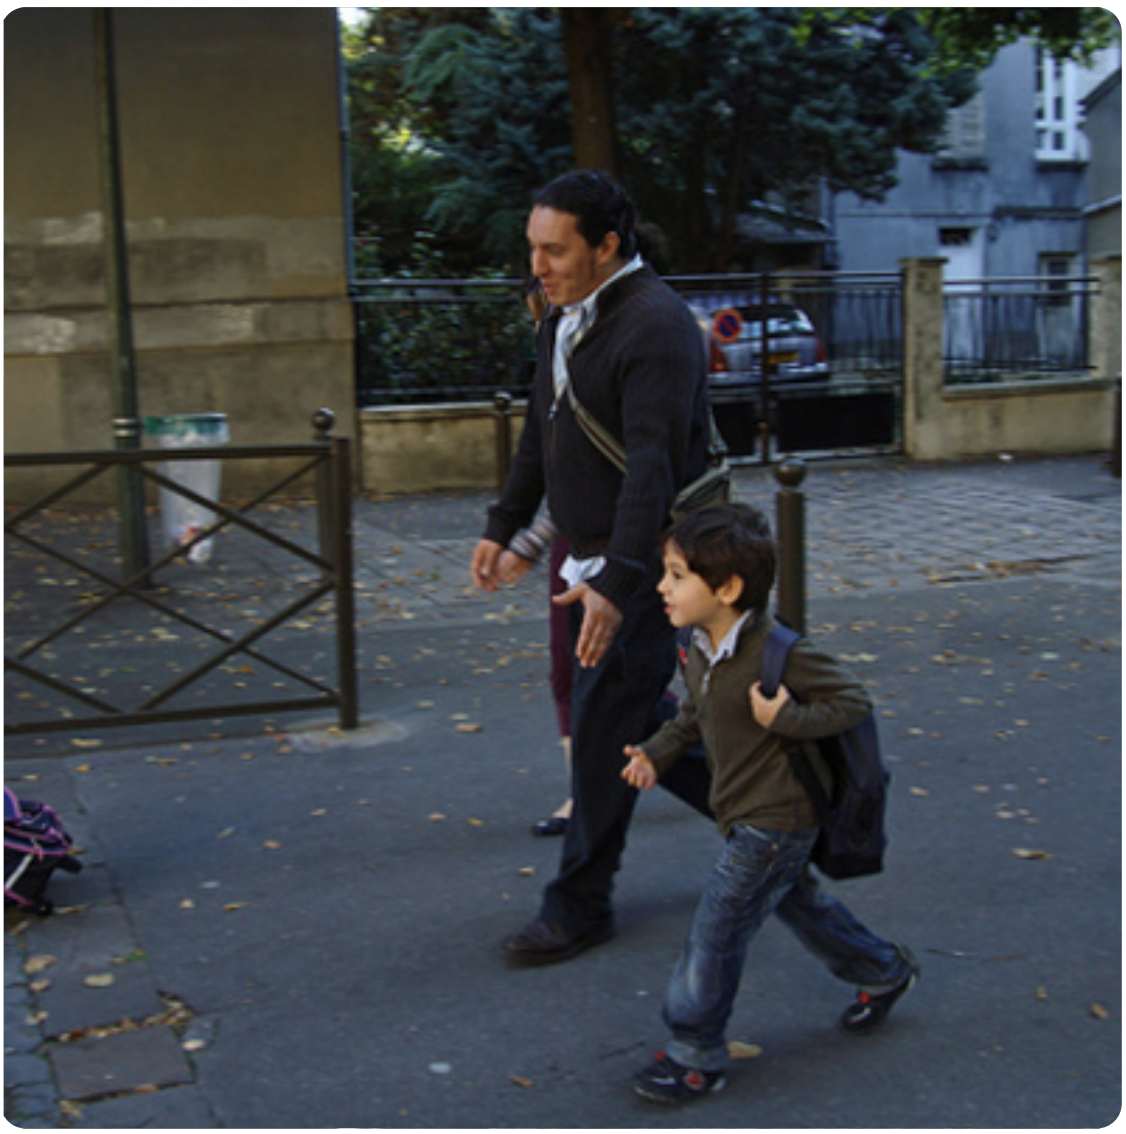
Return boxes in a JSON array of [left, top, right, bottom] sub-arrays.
[[800, 8, 1121, 72], [560, 9, 629, 171], [345, 8, 978, 273], [614, 8, 976, 269]]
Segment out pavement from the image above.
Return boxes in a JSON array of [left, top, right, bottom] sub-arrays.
[[4, 453, 1121, 1130]]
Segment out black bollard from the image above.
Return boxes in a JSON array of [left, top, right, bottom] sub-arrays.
[[313, 408, 336, 577], [774, 455, 807, 634], [494, 391, 513, 494]]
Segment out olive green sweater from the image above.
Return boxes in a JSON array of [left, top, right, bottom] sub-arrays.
[[642, 615, 872, 836]]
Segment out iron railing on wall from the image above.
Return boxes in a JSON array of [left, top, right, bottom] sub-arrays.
[[943, 275, 1096, 384], [352, 277, 535, 406], [353, 271, 906, 407], [669, 271, 904, 384], [4, 424, 357, 737]]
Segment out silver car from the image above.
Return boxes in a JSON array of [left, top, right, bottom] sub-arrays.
[[691, 299, 830, 389]]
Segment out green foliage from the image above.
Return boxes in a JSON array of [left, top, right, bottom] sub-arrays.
[[614, 8, 976, 269], [799, 8, 1121, 74], [345, 7, 979, 275], [353, 239, 535, 404]]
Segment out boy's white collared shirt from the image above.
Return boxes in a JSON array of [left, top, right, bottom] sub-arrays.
[[693, 611, 753, 668]]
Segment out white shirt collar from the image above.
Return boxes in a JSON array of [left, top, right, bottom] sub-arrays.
[[693, 610, 753, 667], [561, 254, 644, 322]]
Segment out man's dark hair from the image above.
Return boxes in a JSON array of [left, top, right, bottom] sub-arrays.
[[533, 169, 640, 259], [663, 502, 776, 615]]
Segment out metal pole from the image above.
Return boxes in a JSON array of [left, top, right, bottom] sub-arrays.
[[313, 407, 336, 577], [93, 9, 151, 585], [331, 433, 359, 730], [494, 391, 513, 494], [759, 270, 773, 466], [774, 455, 807, 634]]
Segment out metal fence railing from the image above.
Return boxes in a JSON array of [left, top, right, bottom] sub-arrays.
[[5, 419, 358, 737], [352, 278, 534, 406], [942, 276, 1095, 385], [353, 272, 906, 407], [669, 271, 903, 385]]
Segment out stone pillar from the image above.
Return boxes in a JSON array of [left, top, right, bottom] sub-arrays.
[[1089, 256, 1122, 381], [900, 258, 946, 460]]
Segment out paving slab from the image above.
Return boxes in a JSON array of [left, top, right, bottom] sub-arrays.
[[48, 1024, 192, 1103]]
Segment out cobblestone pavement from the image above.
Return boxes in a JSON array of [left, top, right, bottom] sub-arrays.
[[347, 455, 1121, 627]]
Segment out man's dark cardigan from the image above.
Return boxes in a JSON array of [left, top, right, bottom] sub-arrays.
[[485, 265, 711, 611]]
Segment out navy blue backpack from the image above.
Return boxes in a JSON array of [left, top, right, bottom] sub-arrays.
[[761, 624, 889, 880]]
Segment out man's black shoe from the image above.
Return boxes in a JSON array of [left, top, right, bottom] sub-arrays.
[[502, 918, 614, 966], [840, 946, 919, 1033]]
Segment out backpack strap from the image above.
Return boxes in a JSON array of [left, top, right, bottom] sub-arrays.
[[761, 623, 800, 698], [761, 624, 833, 822]]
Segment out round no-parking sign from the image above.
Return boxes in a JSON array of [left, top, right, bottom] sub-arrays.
[[712, 308, 744, 344]]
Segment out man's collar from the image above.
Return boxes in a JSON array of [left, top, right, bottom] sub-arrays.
[[562, 254, 644, 319]]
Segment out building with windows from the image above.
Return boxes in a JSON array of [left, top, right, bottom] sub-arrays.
[[831, 39, 1121, 284]]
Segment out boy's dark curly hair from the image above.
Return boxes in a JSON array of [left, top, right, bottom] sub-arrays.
[[663, 502, 776, 615]]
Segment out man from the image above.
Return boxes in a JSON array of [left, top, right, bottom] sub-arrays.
[[471, 170, 713, 965]]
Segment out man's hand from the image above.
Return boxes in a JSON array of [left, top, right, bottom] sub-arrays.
[[621, 745, 657, 791], [553, 583, 623, 669], [470, 539, 505, 591], [495, 549, 533, 586]]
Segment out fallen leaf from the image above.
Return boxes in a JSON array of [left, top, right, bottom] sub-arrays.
[[467, 818, 484, 827], [510, 1075, 534, 1089], [24, 955, 57, 975], [263, 840, 282, 850], [84, 973, 115, 988], [429, 812, 447, 822], [29, 979, 52, 993], [182, 1038, 207, 1052], [70, 739, 101, 749], [1012, 848, 1053, 860], [223, 902, 248, 912], [1091, 1002, 1110, 1020], [728, 1041, 764, 1060], [909, 787, 929, 797], [456, 723, 483, 734], [517, 867, 536, 876]]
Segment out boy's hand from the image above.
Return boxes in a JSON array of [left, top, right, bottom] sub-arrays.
[[621, 746, 657, 791], [750, 681, 791, 729]]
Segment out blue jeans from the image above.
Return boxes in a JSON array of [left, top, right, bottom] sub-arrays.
[[663, 824, 910, 1072]]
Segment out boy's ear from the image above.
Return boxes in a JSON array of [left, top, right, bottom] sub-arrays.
[[716, 575, 744, 608]]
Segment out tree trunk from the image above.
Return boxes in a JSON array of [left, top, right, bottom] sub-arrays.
[[561, 9, 626, 172]]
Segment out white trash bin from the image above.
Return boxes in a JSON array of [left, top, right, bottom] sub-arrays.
[[144, 413, 230, 564]]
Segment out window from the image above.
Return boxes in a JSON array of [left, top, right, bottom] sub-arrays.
[[1035, 49, 1086, 162], [939, 93, 986, 159], [1039, 253, 1077, 307], [939, 228, 976, 248]]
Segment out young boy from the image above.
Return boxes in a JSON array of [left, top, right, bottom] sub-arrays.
[[622, 502, 917, 1105]]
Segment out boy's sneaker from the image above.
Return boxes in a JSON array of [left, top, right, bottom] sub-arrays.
[[841, 946, 919, 1033], [632, 1051, 726, 1104]]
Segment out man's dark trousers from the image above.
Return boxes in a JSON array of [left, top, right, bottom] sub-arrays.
[[540, 557, 712, 935]]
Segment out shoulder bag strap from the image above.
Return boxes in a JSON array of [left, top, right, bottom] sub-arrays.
[[566, 379, 727, 477]]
